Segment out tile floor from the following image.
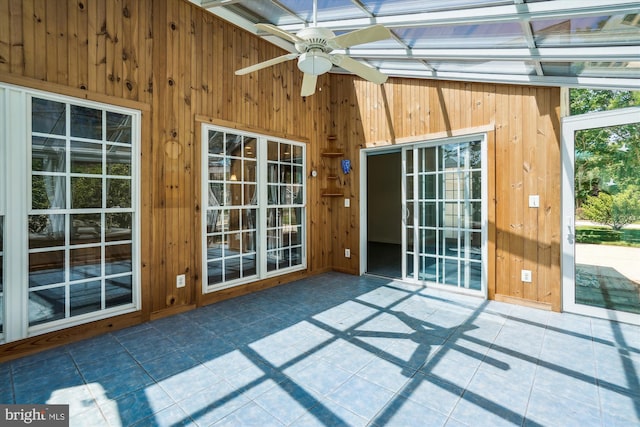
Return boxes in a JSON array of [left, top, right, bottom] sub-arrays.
[[1, 272, 639, 426]]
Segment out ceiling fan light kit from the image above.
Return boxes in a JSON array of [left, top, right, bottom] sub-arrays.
[[298, 51, 333, 76]]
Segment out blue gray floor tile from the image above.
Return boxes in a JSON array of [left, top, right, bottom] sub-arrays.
[[1, 272, 639, 426]]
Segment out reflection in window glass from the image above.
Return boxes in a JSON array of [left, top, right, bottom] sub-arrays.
[[106, 112, 132, 143], [29, 251, 64, 287], [32, 98, 65, 135], [71, 141, 103, 174], [70, 246, 102, 281], [32, 175, 66, 210], [71, 177, 102, 209], [107, 145, 131, 175], [107, 179, 131, 209], [32, 137, 66, 172], [106, 276, 132, 308], [29, 214, 66, 247], [70, 281, 102, 317], [106, 213, 132, 241], [70, 105, 102, 140], [29, 287, 65, 326], [71, 213, 101, 245], [105, 244, 132, 275]]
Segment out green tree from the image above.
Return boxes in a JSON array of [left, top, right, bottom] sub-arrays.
[[571, 89, 640, 209], [581, 186, 640, 230], [570, 89, 640, 115]]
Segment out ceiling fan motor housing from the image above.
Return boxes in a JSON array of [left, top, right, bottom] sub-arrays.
[[295, 27, 335, 53], [295, 27, 336, 76]]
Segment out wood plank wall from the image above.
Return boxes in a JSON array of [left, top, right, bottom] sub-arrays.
[[0, 0, 561, 359], [0, 0, 333, 359], [327, 77, 561, 311]]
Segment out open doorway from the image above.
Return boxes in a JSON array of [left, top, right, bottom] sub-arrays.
[[366, 151, 402, 278], [562, 107, 640, 325]]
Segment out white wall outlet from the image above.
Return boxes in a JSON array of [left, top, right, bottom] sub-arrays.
[[176, 274, 186, 288], [528, 195, 540, 208], [521, 270, 532, 283], [344, 198, 350, 208], [345, 248, 351, 258]]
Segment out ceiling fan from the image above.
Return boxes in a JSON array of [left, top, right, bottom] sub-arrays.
[[235, 2, 392, 97]]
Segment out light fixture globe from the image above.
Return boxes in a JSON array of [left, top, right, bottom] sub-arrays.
[[297, 51, 333, 75]]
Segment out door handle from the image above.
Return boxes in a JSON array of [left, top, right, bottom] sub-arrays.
[[567, 216, 575, 244]]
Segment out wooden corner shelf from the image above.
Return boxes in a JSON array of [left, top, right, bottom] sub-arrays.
[[320, 136, 343, 198]]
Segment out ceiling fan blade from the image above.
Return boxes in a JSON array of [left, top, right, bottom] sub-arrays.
[[235, 53, 299, 75], [301, 73, 318, 97], [255, 23, 303, 44], [330, 24, 391, 49], [331, 54, 388, 84]]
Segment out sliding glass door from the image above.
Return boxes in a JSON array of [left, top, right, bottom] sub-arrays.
[[562, 108, 640, 324], [402, 136, 486, 294]]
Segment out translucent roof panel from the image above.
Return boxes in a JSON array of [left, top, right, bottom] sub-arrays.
[[278, 0, 370, 22], [542, 61, 640, 78], [394, 23, 527, 49], [428, 61, 537, 75], [359, 0, 513, 15], [368, 59, 536, 75], [199, 0, 640, 90], [532, 14, 640, 47], [223, 2, 303, 26]]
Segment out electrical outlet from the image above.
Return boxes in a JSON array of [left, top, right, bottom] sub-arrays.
[[344, 198, 350, 208], [521, 270, 532, 283], [345, 248, 351, 258], [529, 195, 539, 208], [176, 274, 186, 288]]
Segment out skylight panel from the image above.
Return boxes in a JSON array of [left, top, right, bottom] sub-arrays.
[[359, 0, 512, 15], [278, 0, 369, 22], [532, 14, 640, 47], [395, 22, 526, 49]]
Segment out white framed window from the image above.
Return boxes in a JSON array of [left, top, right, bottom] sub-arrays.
[[202, 125, 306, 293], [0, 83, 141, 341]]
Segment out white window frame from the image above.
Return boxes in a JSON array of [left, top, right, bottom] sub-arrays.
[[0, 83, 141, 342], [201, 124, 307, 294], [561, 106, 640, 325], [0, 86, 5, 341]]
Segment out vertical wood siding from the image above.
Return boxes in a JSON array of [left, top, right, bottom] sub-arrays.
[[328, 76, 561, 311], [0, 0, 331, 321], [0, 0, 561, 358]]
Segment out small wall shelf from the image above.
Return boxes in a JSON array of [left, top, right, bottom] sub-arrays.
[[321, 136, 344, 198]]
